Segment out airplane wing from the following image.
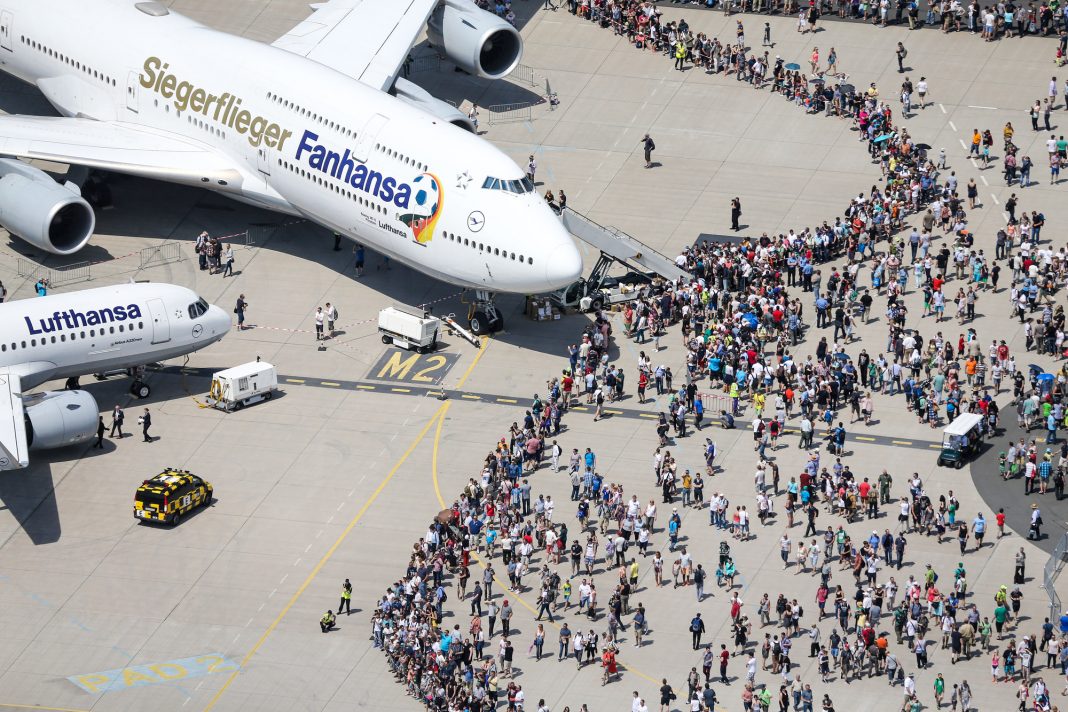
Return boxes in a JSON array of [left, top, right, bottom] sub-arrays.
[[271, 0, 438, 92], [0, 372, 29, 471], [0, 116, 243, 184]]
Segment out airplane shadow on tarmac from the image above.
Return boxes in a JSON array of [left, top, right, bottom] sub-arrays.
[[0, 465, 61, 545]]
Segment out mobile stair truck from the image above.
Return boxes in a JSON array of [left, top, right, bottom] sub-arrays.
[[550, 208, 689, 312]]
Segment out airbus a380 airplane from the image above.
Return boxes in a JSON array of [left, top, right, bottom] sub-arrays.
[[0, 282, 230, 470], [0, 0, 583, 334]]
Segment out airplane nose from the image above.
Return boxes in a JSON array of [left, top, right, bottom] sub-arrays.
[[545, 240, 583, 290], [208, 305, 232, 336]]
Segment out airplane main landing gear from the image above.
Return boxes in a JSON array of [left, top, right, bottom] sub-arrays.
[[466, 289, 504, 336]]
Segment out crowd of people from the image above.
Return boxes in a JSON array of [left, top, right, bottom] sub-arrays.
[[357, 3, 1068, 712]]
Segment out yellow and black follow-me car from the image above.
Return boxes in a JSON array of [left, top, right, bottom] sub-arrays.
[[134, 469, 213, 525]]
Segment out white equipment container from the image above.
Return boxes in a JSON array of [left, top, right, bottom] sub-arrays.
[[378, 306, 441, 352], [207, 361, 277, 412]]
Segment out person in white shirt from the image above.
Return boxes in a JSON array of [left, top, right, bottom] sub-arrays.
[[916, 77, 928, 109]]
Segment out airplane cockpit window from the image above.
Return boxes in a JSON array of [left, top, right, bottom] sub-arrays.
[[481, 176, 535, 194], [187, 298, 210, 319]]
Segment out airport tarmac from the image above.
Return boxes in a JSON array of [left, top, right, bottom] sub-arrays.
[[0, 2, 1067, 711]]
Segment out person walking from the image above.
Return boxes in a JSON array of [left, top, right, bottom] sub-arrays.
[[221, 244, 234, 277], [353, 243, 365, 277], [314, 306, 325, 341], [339, 578, 352, 615], [235, 294, 248, 330], [730, 197, 742, 231], [110, 405, 124, 438], [690, 612, 706, 649], [93, 416, 105, 449], [140, 408, 152, 442]]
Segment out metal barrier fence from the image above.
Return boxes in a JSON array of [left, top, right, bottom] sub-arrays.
[[487, 102, 533, 124], [15, 257, 92, 285], [1042, 530, 1068, 621], [699, 391, 739, 416], [50, 260, 92, 285], [508, 63, 537, 87], [407, 55, 441, 74], [139, 241, 183, 269]]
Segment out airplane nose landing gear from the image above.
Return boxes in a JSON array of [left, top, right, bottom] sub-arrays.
[[465, 289, 504, 335]]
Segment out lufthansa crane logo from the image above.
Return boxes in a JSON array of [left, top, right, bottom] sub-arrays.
[[467, 211, 485, 233], [192, 324, 203, 338]]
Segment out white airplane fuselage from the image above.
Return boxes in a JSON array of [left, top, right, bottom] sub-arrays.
[[0, 0, 581, 293], [0, 282, 230, 390]]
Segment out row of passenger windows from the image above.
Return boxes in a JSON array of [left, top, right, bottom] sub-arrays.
[[21, 36, 116, 86], [264, 92, 429, 173], [266, 91, 347, 135], [187, 114, 226, 139], [277, 159, 389, 215], [482, 176, 536, 194], [440, 231, 534, 265], [375, 142, 425, 171], [2, 322, 144, 352]]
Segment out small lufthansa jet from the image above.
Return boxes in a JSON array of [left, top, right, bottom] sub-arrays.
[[0, 0, 583, 334], [0, 282, 230, 470]]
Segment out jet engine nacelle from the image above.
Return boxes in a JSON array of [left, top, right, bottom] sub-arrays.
[[25, 390, 98, 451], [0, 158, 95, 255], [393, 78, 475, 132], [426, 0, 523, 80]]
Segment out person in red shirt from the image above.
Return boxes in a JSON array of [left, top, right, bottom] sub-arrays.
[[996, 508, 1006, 538], [858, 478, 872, 501], [719, 644, 730, 683]]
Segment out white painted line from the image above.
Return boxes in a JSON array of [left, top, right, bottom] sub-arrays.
[[246, 618, 253, 627], [980, 175, 989, 185], [327, 515, 334, 524], [183, 698, 191, 707], [990, 194, 1000, 204], [269, 588, 277, 598], [316, 530, 324, 539], [1003, 212, 1010, 221], [294, 558, 302, 567], [967, 105, 997, 110], [939, 104, 946, 114], [357, 475, 366, 484], [336, 502, 344, 511], [304, 543, 312, 553], [948, 120, 957, 132], [258, 602, 265, 611], [958, 138, 967, 149], [280, 574, 289, 584], [348, 488, 356, 497], [232, 633, 241, 644], [196, 681, 205, 690]]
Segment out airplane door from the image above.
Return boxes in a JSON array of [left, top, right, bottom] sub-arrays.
[[147, 299, 170, 344], [0, 12, 12, 52], [256, 146, 270, 177], [125, 71, 140, 113], [352, 114, 387, 163]]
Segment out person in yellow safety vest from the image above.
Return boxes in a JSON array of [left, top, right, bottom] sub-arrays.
[[339, 578, 352, 615], [729, 382, 740, 416], [320, 610, 336, 633], [675, 40, 686, 71]]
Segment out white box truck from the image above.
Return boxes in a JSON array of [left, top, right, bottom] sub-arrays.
[[378, 306, 441, 353], [207, 361, 278, 412]]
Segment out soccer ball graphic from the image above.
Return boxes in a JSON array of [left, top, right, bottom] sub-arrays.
[[412, 174, 439, 216], [400, 173, 443, 244]]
